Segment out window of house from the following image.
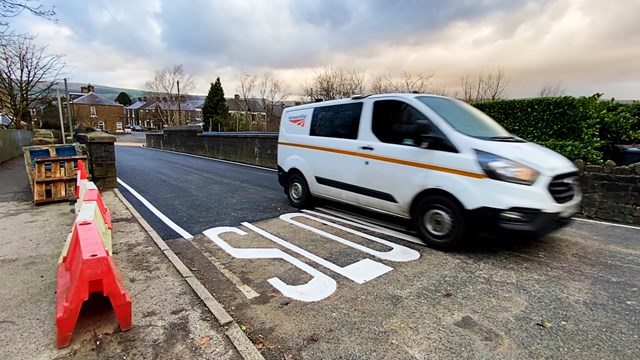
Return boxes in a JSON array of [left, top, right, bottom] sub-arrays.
[[97, 121, 105, 131], [310, 103, 362, 139], [116, 122, 123, 131], [90, 106, 97, 117], [30, 108, 37, 116]]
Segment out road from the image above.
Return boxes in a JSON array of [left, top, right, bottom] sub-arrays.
[[115, 142, 640, 360]]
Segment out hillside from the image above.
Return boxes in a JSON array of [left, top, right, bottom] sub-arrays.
[[51, 82, 205, 101]]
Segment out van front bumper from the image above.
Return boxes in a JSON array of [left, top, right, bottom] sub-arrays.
[[469, 206, 577, 237]]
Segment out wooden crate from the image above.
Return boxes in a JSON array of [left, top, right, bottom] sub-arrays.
[[33, 155, 87, 205]]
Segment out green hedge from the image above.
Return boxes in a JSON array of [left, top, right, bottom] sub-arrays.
[[472, 95, 640, 164]]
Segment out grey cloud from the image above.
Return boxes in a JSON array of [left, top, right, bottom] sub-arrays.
[[288, 0, 354, 28], [29, 0, 160, 60], [153, 0, 534, 69]]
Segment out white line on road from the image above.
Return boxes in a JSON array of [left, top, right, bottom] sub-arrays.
[[574, 217, 640, 230], [117, 177, 261, 299], [117, 178, 194, 239]]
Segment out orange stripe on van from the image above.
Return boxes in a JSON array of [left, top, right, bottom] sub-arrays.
[[278, 142, 487, 179]]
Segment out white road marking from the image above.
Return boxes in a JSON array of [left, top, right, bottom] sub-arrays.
[[190, 240, 260, 300], [574, 217, 640, 230], [117, 177, 260, 299], [280, 213, 421, 262], [117, 178, 193, 240], [242, 222, 393, 284], [306, 208, 425, 245], [203, 226, 337, 302]]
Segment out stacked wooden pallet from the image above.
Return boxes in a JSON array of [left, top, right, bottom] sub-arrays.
[[33, 155, 87, 204]]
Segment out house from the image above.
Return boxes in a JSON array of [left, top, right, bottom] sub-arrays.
[[180, 99, 205, 125], [226, 94, 267, 124], [71, 85, 125, 133], [137, 97, 205, 129], [125, 97, 149, 127]]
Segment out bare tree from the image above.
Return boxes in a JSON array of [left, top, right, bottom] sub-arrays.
[[482, 68, 509, 101], [144, 64, 194, 126], [1, 0, 56, 36], [539, 81, 566, 97], [236, 70, 257, 128], [427, 82, 450, 96], [460, 68, 509, 102], [0, 33, 65, 129], [370, 71, 437, 94], [302, 67, 366, 101], [257, 71, 289, 132]]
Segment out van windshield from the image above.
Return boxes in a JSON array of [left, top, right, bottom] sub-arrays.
[[417, 96, 517, 140]]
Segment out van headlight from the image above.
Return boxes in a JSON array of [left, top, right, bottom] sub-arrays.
[[475, 150, 539, 185]]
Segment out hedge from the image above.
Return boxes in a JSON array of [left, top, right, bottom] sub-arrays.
[[472, 95, 640, 164]]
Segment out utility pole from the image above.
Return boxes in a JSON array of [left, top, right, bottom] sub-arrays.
[[56, 88, 66, 144], [64, 79, 74, 140], [176, 80, 181, 125]]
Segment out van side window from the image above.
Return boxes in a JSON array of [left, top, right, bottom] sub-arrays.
[[372, 100, 431, 146], [310, 103, 362, 140]]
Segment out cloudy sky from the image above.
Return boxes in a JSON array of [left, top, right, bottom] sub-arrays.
[[8, 0, 640, 99]]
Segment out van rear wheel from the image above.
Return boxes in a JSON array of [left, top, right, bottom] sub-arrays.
[[413, 195, 466, 249], [287, 173, 313, 208]]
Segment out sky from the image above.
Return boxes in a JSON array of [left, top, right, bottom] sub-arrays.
[[7, 0, 640, 100]]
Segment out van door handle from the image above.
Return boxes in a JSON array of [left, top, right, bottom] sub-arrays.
[[360, 145, 374, 151]]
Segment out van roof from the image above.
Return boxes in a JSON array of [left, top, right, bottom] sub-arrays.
[[283, 93, 449, 113]]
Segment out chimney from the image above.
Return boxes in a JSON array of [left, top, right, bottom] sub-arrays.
[[234, 94, 240, 100], [80, 83, 95, 93]]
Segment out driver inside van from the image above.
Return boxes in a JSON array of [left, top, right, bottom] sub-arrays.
[[391, 104, 421, 145]]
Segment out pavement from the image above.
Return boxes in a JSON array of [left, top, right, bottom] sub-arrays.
[[0, 156, 251, 359]]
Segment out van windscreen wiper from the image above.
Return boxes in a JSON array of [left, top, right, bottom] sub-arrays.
[[484, 135, 524, 142]]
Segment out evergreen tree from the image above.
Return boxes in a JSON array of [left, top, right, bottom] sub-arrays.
[[115, 91, 133, 106], [202, 77, 229, 132], [39, 100, 62, 129]]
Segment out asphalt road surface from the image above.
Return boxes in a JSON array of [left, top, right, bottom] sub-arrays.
[[115, 144, 640, 360]]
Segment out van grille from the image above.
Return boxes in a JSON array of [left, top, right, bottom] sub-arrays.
[[548, 172, 579, 204]]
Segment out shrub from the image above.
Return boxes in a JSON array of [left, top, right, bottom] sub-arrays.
[[472, 95, 640, 164]]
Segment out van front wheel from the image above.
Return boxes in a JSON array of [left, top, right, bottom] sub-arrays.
[[287, 173, 312, 208], [414, 195, 466, 249]]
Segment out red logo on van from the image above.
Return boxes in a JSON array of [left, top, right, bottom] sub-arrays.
[[289, 118, 305, 127]]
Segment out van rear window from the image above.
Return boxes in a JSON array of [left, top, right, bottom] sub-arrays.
[[310, 103, 362, 140]]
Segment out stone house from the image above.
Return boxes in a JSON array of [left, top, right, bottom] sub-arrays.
[[71, 85, 125, 133], [125, 97, 149, 127], [226, 94, 267, 127]]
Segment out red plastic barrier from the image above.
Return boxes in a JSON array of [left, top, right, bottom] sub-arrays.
[[56, 218, 131, 348], [82, 188, 112, 230], [75, 160, 88, 199]]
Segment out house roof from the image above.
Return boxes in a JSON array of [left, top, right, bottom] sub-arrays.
[[73, 92, 123, 107], [142, 98, 204, 111], [126, 100, 148, 110], [226, 98, 266, 113], [182, 99, 204, 111]]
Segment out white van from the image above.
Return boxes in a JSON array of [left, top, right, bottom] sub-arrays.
[[277, 93, 581, 248]]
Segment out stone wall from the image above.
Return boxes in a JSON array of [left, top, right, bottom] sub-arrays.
[[76, 132, 117, 189], [0, 129, 33, 164], [578, 160, 640, 225], [146, 127, 278, 168]]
